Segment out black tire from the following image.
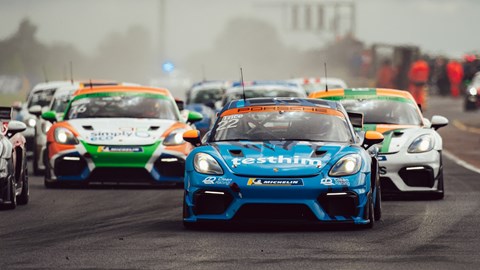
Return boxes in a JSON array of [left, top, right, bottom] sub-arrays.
[[5, 176, 17, 210], [464, 99, 477, 111], [432, 169, 444, 200], [17, 166, 29, 205], [362, 196, 374, 229], [44, 177, 59, 189], [374, 187, 382, 221]]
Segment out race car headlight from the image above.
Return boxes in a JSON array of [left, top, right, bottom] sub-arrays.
[[26, 118, 36, 127], [194, 153, 223, 175], [163, 128, 186, 146], [329, 154, 362, 176], [408, 134, 433, 153], [54, 127, 79, 145], [42, 121, 52, 134], [469, 87, 477, 96]]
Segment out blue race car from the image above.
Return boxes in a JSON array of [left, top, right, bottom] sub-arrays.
[[182, 97, 384, 228]]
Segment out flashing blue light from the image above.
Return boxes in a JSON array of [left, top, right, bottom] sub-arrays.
[[162, 61, 175, 73]]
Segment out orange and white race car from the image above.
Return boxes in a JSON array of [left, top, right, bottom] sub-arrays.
[[41, 85, 202, 187], [310, 88, 448, 199]]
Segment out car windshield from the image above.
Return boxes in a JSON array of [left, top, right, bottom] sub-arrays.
[[28, 88, 56, 108], [340, 99, 423, 125], [191, 88, 224, 104], [303, 84, 344, 94], [211, 107, 352, 142], [51, 98, 69, 113], [223, 89, 303, 106], [66, 94, 179, 120]]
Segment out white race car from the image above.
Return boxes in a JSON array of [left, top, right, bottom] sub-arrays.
[[310, 88, 449, 199]]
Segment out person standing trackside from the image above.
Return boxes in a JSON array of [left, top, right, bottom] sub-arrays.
[[376, 59, 397, 88], [447, 59, 464, 98], [408, 58, 430, 109]]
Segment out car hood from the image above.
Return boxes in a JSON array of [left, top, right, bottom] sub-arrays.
[[211, 141, 347, 177], [67, 118, 178, 146], [364, 124, 427, 153]]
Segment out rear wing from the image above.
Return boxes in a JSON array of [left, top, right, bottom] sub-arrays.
[[347, 111, 364, 129], [0, 106, 12, 121]]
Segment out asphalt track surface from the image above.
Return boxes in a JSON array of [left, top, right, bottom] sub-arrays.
[[1, 95, 480, 270]]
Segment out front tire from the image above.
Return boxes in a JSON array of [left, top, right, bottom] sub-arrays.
[[374, 187, 382, 221], [17, 167, 29, 205]]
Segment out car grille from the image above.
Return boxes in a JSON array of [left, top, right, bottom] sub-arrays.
[[193, 190, 233, 215], [234, 203, 317, 221], [399, 166, 435, 188], [317, 192, 359, 218]]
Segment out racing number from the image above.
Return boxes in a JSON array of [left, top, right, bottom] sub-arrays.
[[216, 118, 239, 131]]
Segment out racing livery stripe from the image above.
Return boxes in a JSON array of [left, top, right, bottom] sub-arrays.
[[220, 106, 345, 118], [380, 131, 393, 153], [344, 88, 377, 96]]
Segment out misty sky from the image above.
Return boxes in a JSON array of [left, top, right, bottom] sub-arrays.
[[0, 0, 478, 64]]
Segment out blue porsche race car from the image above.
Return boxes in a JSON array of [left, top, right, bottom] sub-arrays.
[[182, 97, 384, 228]]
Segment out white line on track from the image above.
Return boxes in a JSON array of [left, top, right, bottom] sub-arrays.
[[443, 149, 480, 175]]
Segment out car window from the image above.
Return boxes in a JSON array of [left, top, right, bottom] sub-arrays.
[[65, 94, 179, 120], [211, 107, 352, 142], [28, 88, 56, 108], [341, 99, 422, 125], [191, 89, 224, 104]]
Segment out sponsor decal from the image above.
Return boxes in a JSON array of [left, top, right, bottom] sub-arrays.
[[247, 178, 304, 186], [88, 128, 152, 141], [320, 177, 350, 186], [379, 166, 387, 175], [231, 155, 322, 167], [202, 176, 233, 185], [378, 155, 387, 161], [98, 146, 143, 153]]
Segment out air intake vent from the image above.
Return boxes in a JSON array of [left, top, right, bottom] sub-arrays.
[[228, 149, 244, 157], [311, 148, 327, 158], [82, 125, 93, 130]]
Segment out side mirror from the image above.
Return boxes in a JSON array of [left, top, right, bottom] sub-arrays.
[[7, 120, 27, 136], [175, 98, 185, 111], [183, 129, 201, 146], [363, 130, 384, 150], [41, 110, 57, 123], [347, 111, 364, 129], [431, 115, 448, 130], [28, 105, 42, 117], [187, 111, 203, 123]]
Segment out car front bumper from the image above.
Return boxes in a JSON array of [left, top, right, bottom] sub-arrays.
[[183, 171, 373, 225], [378, 149, 441, 194]]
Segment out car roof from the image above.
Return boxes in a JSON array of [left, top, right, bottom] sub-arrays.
[[225, 84, 305, 95], [289, 77, 348, 87], [30, 81, 73, 93], [72, 85, 172, 98], [219, 97, 342, 114], [309, 88, 416, 102]]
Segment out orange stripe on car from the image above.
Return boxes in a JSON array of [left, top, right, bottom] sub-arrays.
[[221, 105, 345, 118], [308, 89, 345, 99], [375, 124, 418, 134]]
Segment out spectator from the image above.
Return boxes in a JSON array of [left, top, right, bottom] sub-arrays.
[[376, 59, 397, 88], [447, 59, 464, 98], [408, 58, 430, 109]]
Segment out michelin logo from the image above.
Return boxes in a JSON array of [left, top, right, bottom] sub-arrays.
[[232, 155, 321, 167], [247, 178, 304, 186]]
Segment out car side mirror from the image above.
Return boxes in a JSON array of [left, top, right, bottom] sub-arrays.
[[41, 110, 57, 123], [431, 115, 448, 130], [7, 120, 27, 137], [183, 129, 201, 146], [187, 111, 203, 124], [347, 111, 364, 129], [363, 130, 384, 150], [28, 105, 42, 117]]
